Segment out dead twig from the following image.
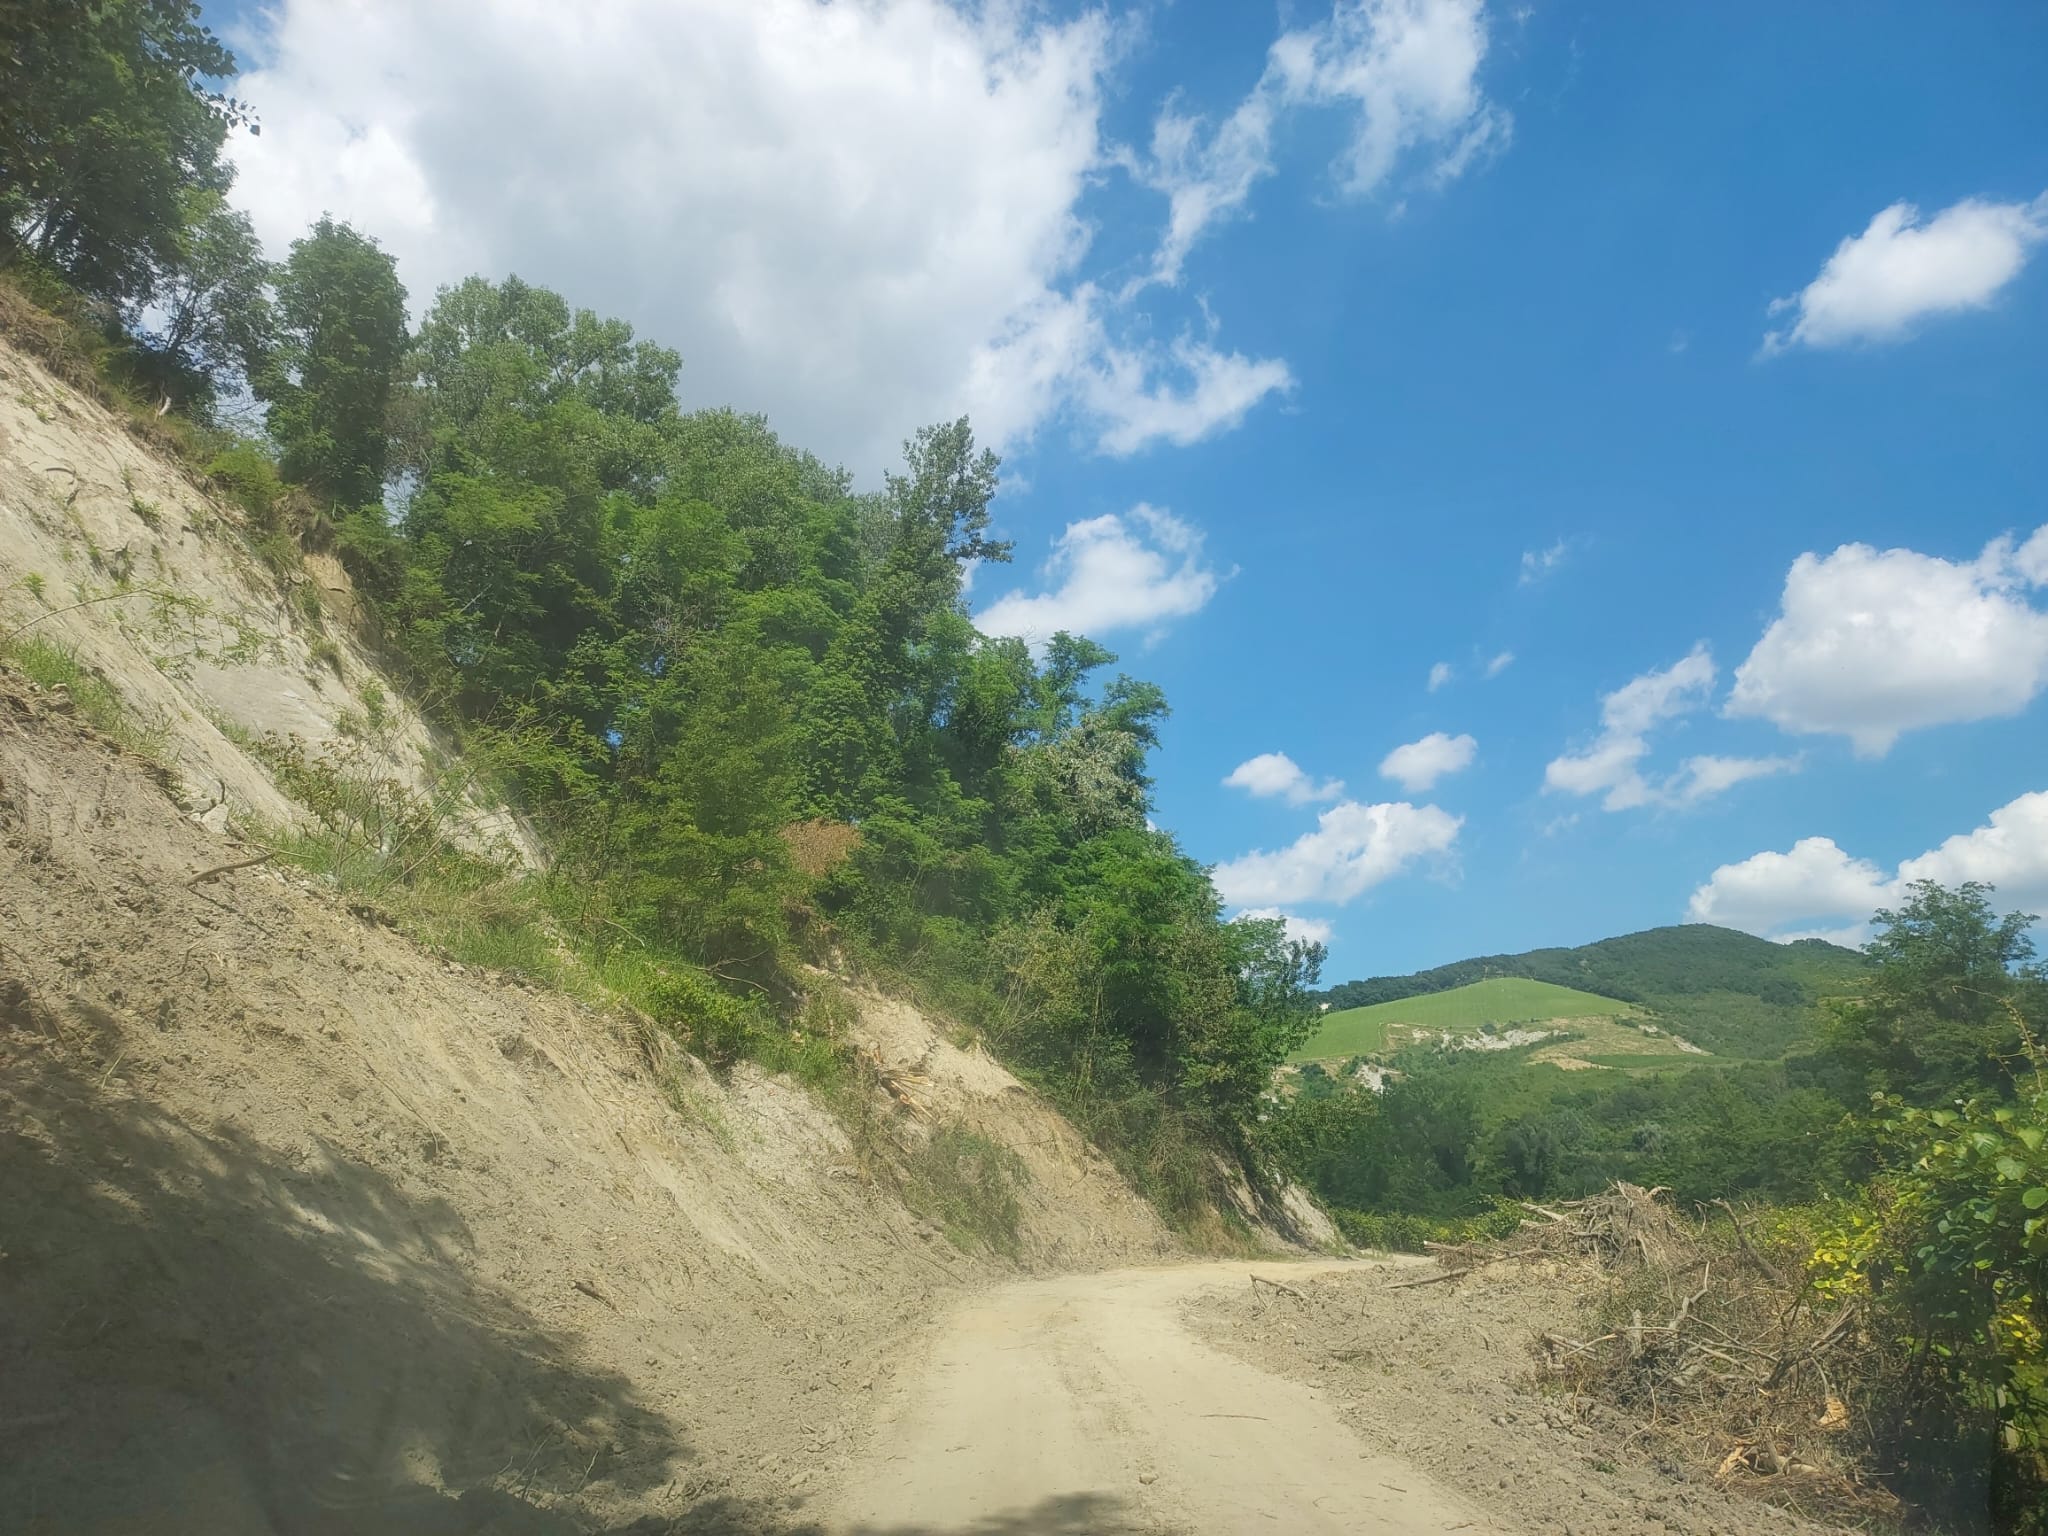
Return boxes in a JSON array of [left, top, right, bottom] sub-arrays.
[[186, 850, 275, 886], [1385, 1268, 1472, 1290], [1249, 1273, 1307, 1301], [1713, 1198, 1784, 1285], [572, 1278, 619, 1311]]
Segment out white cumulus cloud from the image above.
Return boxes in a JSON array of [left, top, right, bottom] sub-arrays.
[[1898, 790, 2048, 904], [1379, 731, 1477, 792], [2018, 525, 2048, 585], [1484, 650, 1514, 678], [1234, 907, 1337, 947], [1687, 790, 2048, 943], [1427, 660, 1455, 692], [222, 0, 1291, 472], [975, 504, 1221, 646], [1686, 836, 1893, 938], [1133, 0, 1509, 286], [1213, 800, 1462, 907], [1764, 193, 2048, 353], [1726, 526, 2048, 756], [1223, 753, 1346, 806]]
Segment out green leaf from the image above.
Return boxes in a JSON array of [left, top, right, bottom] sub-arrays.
[[2023, 1186, 2048, 1211], [1996, 1155, 2026, 1181]]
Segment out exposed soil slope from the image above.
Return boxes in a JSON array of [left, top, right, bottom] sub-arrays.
[[0, 331, 533, 858], [0, 677, 1170, 1534]]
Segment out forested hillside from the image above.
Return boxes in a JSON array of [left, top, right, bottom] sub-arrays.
[[0, 1, 1325, 1227], [1317, 923, 1870, 1057], [5, 10, 2044, 1528]]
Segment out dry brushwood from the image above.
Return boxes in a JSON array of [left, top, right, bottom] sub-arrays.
[[854, 1043, 933, 1120], [1448, 1182, 1901, 1527]]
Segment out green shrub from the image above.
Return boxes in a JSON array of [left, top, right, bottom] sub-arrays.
[[1809, 1047, 2048, 1531], [905, 1124, 1029, 1257], [644, 968, 773, 1074], [205, 441, 286, 529], [1331, 1199, 1522, 1255]]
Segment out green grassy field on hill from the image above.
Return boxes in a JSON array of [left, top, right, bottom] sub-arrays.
[[1291, 977, 1637, 1062], [1310, 924, 1870, 1058]]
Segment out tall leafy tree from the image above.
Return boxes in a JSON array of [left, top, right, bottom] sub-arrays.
[[1825, 880, 2040, 1106], [0, 0, 251, 302], [257, 217, 408, 507], [129, 190, 273, 414]]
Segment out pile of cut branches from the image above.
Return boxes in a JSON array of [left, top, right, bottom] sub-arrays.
[[1457, 1183, 1902, 1526]]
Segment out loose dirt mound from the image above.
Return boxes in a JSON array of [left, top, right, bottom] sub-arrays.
[[1184, 1263, 1846, 1536], [0, 676, 1168, 1533]]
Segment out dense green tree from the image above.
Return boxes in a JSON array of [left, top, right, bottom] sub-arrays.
[[257, 217, 408, 506], [0, 0, 249, 302], [128, 189, 273, 414], [1826, 881, 2040, 1106]]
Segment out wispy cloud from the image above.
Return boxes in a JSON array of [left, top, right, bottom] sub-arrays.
[[1130, 0, 1510, 288], [1519, 538, 1569, 586], [1544, 645, 1800, 811]]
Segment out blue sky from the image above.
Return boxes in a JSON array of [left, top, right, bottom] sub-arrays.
[[204, 0, 2048, 980]]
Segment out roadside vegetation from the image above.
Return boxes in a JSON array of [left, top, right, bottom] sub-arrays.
[[0, 1, 1324, 1236]]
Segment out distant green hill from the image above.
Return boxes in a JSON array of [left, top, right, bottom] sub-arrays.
[[1292, 977, 1638, 1062], [1313, 924, 1870, 1058]]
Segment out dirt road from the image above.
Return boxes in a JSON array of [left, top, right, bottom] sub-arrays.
[[822, 1259, 1495, 1535]]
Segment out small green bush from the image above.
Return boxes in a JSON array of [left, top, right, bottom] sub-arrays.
[[205, 442, 286, 529], [905, 1124, 1029, 1257], [644, 968, 773, 1074]]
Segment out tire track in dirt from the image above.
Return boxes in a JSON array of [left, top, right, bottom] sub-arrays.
[[821, 1259, 1494, 1535]]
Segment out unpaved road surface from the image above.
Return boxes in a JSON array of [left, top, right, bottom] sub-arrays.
[[824, 1259, 1493, 1535]]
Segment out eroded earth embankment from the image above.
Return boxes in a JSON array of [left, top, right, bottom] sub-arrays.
[[0, 673, 1168, 1534]]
